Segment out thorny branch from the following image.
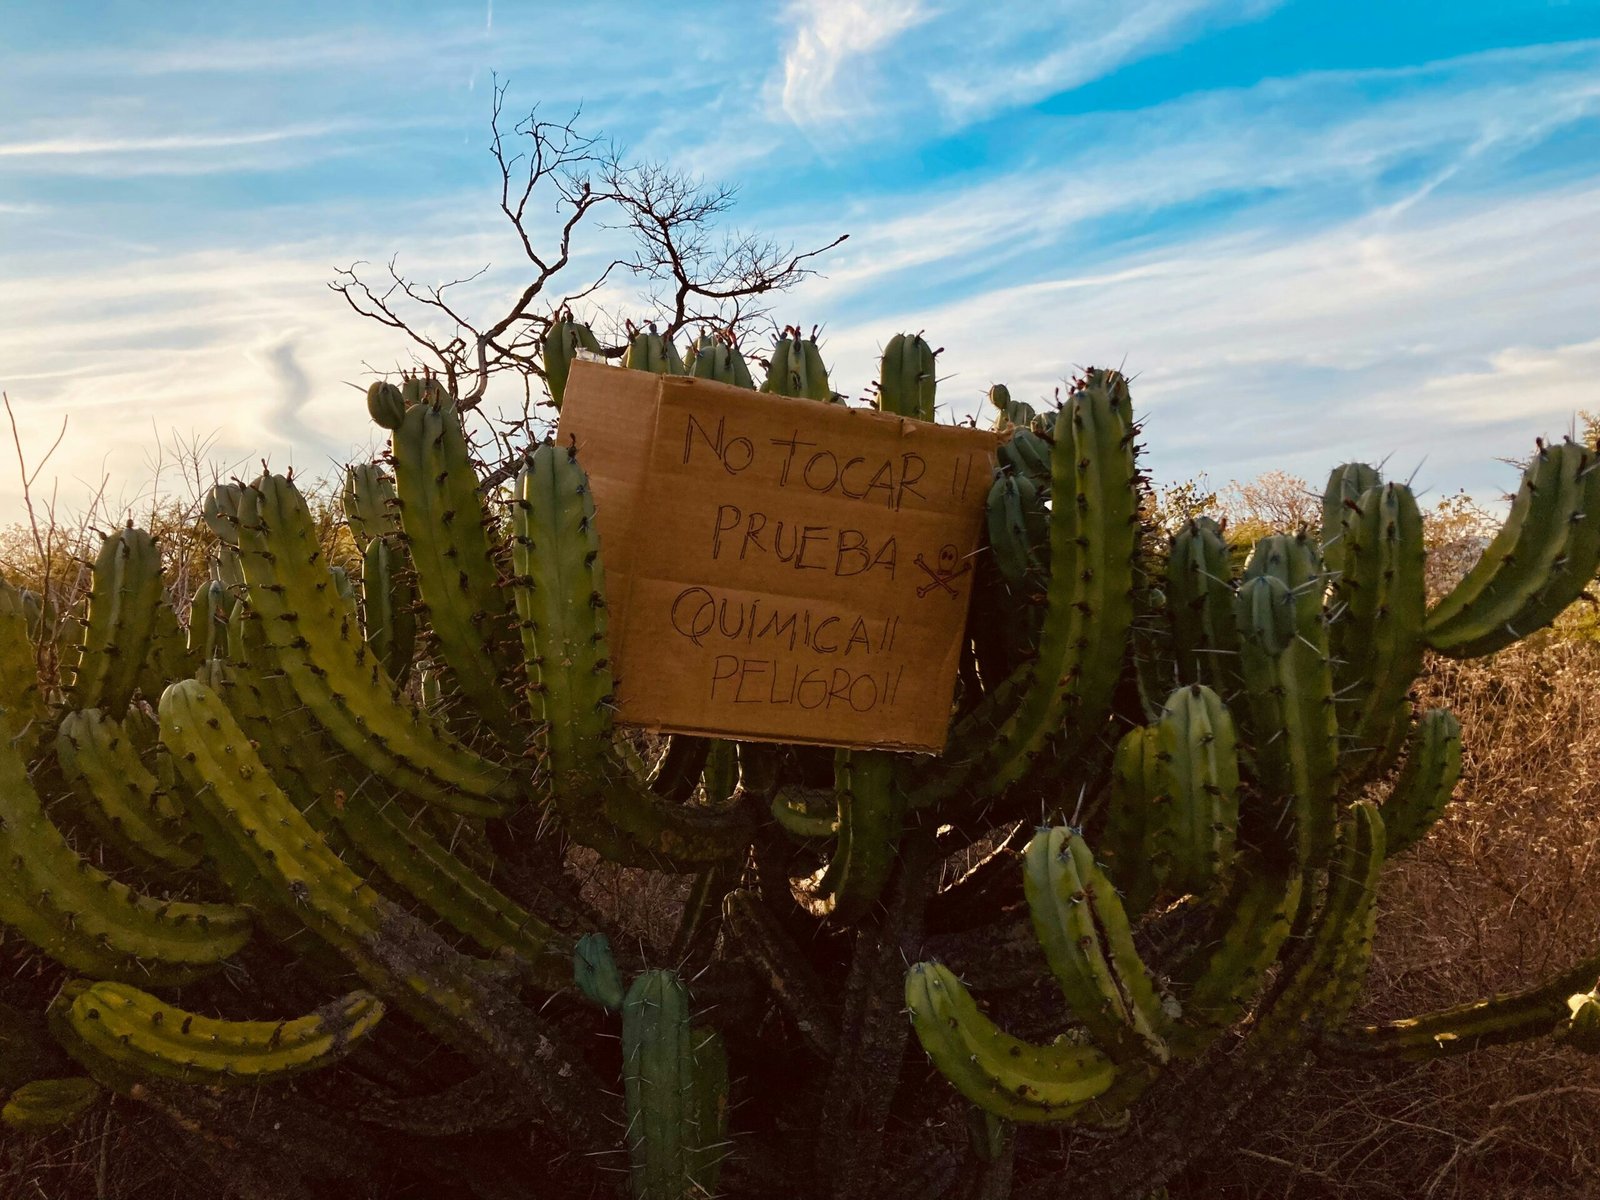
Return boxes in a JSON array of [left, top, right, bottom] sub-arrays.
[[330, 77, 845, 429]]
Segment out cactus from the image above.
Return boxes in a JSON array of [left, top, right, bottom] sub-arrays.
[[56, 708, 200, 873], [66, 524, 163, 718], [0, 330, 1595, 1197], [1426, 437, 1600, 656], [1, 1077, 101, 1131], [685, 331, 756, 388], [57, 983, 383, 1085], [390, 394, 521, 743], [877, 332, 937, 422], [0, 706, 248, 983], [624, 325, 686, 375], [762, 327, 834, 401], [620, 970, 730, 1200], [542, 315, 603, 407]]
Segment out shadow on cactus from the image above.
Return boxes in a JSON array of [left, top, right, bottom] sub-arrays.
[[0, 324, 1597, 1200]]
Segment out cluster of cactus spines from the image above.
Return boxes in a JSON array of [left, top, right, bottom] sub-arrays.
[[55, 982, 384, 1085], [66, 523, 163, 719], [1, 322, 1598, 1196], [763, 326, 835, 401], [573, 936, 731, 1200]]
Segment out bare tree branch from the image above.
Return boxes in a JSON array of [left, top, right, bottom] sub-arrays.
[[331, 76, 845, 434]]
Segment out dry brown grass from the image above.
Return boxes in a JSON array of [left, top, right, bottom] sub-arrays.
[[1194, 633, 1600, 1199]]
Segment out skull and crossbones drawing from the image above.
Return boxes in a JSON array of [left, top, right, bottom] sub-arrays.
[[914, 544, 971, 598]]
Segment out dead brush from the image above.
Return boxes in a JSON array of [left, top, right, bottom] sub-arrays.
[[1196, 632, 1600, 1199]]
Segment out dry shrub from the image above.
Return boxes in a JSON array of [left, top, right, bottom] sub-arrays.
[[1194, 634, 1600, 1199]]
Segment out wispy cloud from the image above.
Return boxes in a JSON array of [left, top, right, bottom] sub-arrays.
[[0, 123, 361, 160], [777, 0, 1278, 133]]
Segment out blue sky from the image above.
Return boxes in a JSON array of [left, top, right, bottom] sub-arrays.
[[2, 1, 1598, 517]]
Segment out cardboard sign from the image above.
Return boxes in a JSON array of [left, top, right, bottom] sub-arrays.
[[556, 359, 1000, 752]]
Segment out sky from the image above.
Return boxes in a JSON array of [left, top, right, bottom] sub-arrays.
[[2, 0, 1598, 521]]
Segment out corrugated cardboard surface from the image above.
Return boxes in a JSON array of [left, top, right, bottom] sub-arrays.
[[557, 359, 999, 752]]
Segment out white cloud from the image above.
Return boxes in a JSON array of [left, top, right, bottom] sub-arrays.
[[798, 180, 1600, 502], [776, 0, 1277, 133], [779, 0, 930, 127]]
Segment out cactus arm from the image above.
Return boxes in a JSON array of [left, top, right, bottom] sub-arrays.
[[877, 333, 937, 422], [1318, 462, 1382, 579], [233, 473, 514, 816], [541, 318, 602, 407], [1332, 482, 1426, 782], [1233, 545, 1339, 868], [187, 579, 229, 661], [0, 578, 46, 738], [573, 932, 627, 1011], [341, 462, 400, 551], [331, 789, 568, 988], [763, 330, 833, 401], [623, 327, 686, 374], [513, 443, 752, 869], [1023, 829, 1171, 1064], [138, 599, 190, 704], [1426, 439, 1600, 656], [359, 535, 418, 681], [916, 370, 1140, 808], [622, 969, 693, 1198], [65, 525, 163, 718], [1255, 800, 1386, 1047], [905, 961, 1117, 1123], [1165, 516, 1241, 696], [1152, 683, 1239, 898], [647, 735, 711, 804], [157, 677, 611, 1130], [1325, 951, 1600, 1061], [55, 709, 201, 873], [1098, 726, 1163, 914], [1166, 854, 1301, 1057], [60, 983, 383, 1084], [795, 750, 904, 923], [391, 398, 521, 745], [1380, 708, 1462, 854], [0, 717, 249, 984], [0, 1077, 102, 1131], [687, 1025, 732, 1194]]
